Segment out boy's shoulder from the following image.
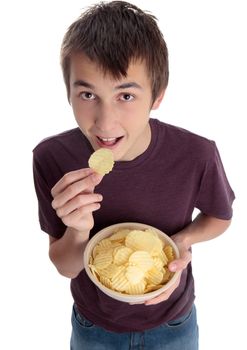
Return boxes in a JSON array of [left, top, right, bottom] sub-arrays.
[[33, 128, 80, 152], [154, 119, 216, 161], [32, 127, 92, 171], [33, 127, 86, 159]]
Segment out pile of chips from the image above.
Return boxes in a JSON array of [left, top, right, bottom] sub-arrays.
[[88, 228, 175, 295], [88, 148, 115, 175]]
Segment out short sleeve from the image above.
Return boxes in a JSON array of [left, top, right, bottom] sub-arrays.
[[33, 154, 66, 238], [195, 142, 235, 220]]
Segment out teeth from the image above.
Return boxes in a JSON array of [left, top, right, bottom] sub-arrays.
[[100, 137, 117, 142]]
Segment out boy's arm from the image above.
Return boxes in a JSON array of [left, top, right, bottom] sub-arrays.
[[145, 213, 232, 305], [48, 168, 103, 279], [170, 213, 231, 271], [49, 228, 89, 279]]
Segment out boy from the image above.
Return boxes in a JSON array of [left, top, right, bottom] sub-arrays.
[[33, 1, 235, 349]]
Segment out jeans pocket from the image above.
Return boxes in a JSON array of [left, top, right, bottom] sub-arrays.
[[73, 305, 95, 328], [166, 306, 193, 328]]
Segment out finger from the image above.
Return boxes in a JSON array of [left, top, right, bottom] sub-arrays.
[[56, 193, 103, 218], [129, 301, 145, 305], [51, 168, 94, 197], [145, 291, 171, 306], [169, 251, 192, 272], [52, 173, 103, 209], [145, 274, 181, 306], [61, 202, 101, 228]]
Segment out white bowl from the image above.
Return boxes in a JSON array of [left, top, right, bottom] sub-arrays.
[[84, 222, 180, 303]]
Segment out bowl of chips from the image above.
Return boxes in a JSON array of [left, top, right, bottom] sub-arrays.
[[84, 222, 180, 303]]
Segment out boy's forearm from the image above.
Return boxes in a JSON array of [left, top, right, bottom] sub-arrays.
[[172, 213, 232, 249], [49, 227, 89, 279]]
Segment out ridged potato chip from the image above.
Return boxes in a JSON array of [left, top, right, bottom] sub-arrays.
[[111, 268, 130, 292], [145, 266, 163, 285], [93, 250, 113, 269], [125, 230, 163, 255], [126, 265, 145, 284], [99, 264, 120, 279], [153, 256, 164, 270], [164, 245, 174, 262], [100, 275, 112, 289], [158, 250, 169, 265], [145, 284, 163, 293], [125, 279, 146, 295], [162, 268, 173, 283], [88, 148, 114, 175], [128, 251, 154, 272], [109, 229, 130, 242], [114, 247, 133, 266], [97, 238, 112, 249]]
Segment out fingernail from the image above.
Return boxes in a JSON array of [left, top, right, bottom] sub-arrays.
[[92, 173, 101, 182], [97, 194, 103, 201], [169, 263, 177, 272], [91, 173, 97, 181]]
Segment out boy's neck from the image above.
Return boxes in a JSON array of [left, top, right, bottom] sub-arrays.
[[122, 122, 151, 162]]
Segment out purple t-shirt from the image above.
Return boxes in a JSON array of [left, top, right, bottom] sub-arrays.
[[33, 118, 235, 332]]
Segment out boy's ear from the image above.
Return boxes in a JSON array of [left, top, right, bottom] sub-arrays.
[[151, 89, 166, 110]]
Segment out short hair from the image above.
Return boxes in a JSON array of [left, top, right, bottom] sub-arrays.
[[61, 1, 169, 102]]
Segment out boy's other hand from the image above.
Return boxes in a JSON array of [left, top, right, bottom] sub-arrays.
[[51, 168, 103, 233], [144, 235, 191, 305], [128, 235, 191, 306]]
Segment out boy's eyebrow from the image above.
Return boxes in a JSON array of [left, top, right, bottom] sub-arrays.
[[115, 82, 142, 90], [73, 80, 94, 89], [73, 80, 142, 90]]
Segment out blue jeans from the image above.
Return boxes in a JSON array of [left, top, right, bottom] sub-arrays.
[[70, 304, 199, 350]]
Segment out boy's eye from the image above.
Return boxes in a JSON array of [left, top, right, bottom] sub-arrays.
[[80, 92, 96, 100], [120, 94, 134, 101]]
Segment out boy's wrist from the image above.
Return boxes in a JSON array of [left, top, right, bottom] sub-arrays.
[[66, 226, 90, 243], [171, 231, 191, 250]]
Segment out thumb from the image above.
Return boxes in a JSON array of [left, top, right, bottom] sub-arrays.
[[87, 173, 104, 193], [169, 250, 192, 272], [92, 173, 104, 186]]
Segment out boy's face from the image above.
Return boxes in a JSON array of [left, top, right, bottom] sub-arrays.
[[69, 53, 164, 161]]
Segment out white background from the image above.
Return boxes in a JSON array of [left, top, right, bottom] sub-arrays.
[[0, 0, 246, 349]]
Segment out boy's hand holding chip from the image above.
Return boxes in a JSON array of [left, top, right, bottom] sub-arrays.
[[51, 148, 114, 234], [51, 168, 103, 233]]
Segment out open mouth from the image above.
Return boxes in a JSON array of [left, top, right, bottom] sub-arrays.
[[96, 136, 124, 147]]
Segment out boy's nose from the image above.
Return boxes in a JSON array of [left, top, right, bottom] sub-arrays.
[[95, 104, 117, 132]]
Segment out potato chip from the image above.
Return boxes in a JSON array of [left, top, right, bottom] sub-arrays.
[[125, 265, 145, 284], [125, 280, 146, 295], [97, 238, 112, 249], [99, 275, 112, 289], [111, 268, 130, 292], [162, 268, 172, 283], [125, 230, 163, 255], [145, 266, 163, 285], [145, 284, 163, 293], [88, 148, 114, 175], [89, 264, 99, 279], [113, 246, 133, 266], [109, 229, 130, 242], [110, 264, 126, 280], [99, 264, 120, 279], [93, 250, 113, 269], [89, 256, 93, 265], [128, 251, 154, 272], [158, 249, 169, 265], [153, 256, 164, 270], [164, 245, 174, 262]]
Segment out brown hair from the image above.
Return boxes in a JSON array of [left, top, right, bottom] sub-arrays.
[[61, 1, 169, 102]]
